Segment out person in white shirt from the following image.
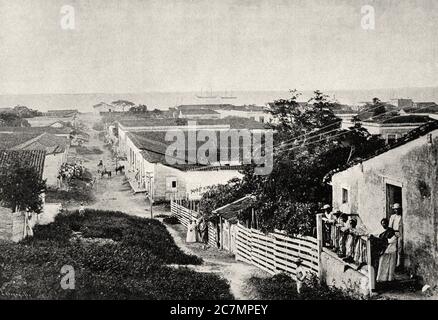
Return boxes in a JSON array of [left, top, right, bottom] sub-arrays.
[[295, 259, 307, 294], [389, 203, 403, 268]]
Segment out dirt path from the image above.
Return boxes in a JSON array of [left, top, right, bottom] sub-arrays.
[[162, 222, 269, 299], [63, 115, 269, 299]]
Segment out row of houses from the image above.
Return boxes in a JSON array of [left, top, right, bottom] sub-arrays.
[[106, 117, 270, 199]]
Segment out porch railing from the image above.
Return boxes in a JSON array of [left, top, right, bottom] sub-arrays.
[[317, 214, 376, 295]]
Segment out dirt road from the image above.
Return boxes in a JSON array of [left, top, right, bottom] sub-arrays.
[[65, 114, 270, 299]]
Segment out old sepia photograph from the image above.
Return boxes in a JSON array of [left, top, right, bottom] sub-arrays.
[[0, 0, 437, 309]]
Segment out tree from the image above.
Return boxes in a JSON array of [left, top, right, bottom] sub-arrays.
[[0, 162, 47, 213], [129, 104, 148, 113], [111, 100, 135, 112], [199, 178, 249, 221], [236, 90, 383, 235]]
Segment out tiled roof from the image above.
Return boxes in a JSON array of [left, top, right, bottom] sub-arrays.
[[128, 131, 250, 171], [180, 109, 220, 115], [0, 132, 41, 149], [362, 115, 432, 124], [12, 133, 69, 154], [213, 196, 255, 220], [119, 117, 267, 130], [119, 118, 184, 127], [326, 120, 438, 181], [0, 126, 72, 134], [0, 150, 46, 179]]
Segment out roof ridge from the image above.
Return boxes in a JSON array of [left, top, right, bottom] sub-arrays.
[[11, 133, 45, 150]]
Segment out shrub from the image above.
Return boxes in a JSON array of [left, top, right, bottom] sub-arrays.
[[0, 209, 232, 299], [162, 216, 180, 225], [249, 273, 358, 300]]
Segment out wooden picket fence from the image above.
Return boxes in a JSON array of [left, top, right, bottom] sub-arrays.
[[170, 200, 319, 277], [171, 201, 218, 248], [236, 223, 319, 276], [170, 201, 197, 228]]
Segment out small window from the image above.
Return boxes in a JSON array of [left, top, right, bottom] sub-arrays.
[[259, 116, 265, 123], [166, 177, 177, 191], [387, 134, 397, 144], [342, 188, 349, 204]]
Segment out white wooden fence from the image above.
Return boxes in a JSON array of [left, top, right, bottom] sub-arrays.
[[170, 201, 197, 228], [236, 223, 319, 276], [171, 200, 319, 277]]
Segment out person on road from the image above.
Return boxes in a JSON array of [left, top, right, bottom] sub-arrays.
[[186, 219, 197, 243], [295, 259, 307, 294]]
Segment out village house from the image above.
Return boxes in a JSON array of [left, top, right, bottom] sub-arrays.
[[176, 104, 271, 123], [93, 102, 116, 114], [27, 117, 73, 128], [400, 104, 438, 121], [0, 126, 73, 140], [323, 120, 438, 293], [0, 132, 69, 187], [0, 150, 46, 242], [115, 117, 267, 159], [177, 108, 221, 119], [124, 130, 245, 198], [341, 115, 433, 144], [45, 109, 78, 118]]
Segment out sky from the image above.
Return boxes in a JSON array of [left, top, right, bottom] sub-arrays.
[[0, 0, 436, 94]]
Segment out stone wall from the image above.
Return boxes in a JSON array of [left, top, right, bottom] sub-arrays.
[[320, 250, 370, 296]]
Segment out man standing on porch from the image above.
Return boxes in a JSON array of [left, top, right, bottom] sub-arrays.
[[389, 203, 403, 269]]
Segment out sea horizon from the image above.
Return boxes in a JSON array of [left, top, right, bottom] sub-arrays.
[[0, 86, 437, 113]]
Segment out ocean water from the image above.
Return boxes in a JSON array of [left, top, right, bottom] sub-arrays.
[[0, 87, 437, 113]]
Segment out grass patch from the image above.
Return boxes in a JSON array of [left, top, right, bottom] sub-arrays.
[[0, 209, 233, 299], [46, 179, 94, 204], [248, 273, 358, 300]]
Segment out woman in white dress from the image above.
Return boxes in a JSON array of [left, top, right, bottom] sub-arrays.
[[186, 219, 197, 243]]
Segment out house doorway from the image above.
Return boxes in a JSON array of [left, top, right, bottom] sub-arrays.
[[386, 183, 402, 219]]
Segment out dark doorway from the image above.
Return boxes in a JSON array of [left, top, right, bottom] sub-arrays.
[[386, 183, 402, 219]]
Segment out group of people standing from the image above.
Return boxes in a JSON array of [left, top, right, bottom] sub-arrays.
[[186, 216, 208, 248], [321, 203, 403, 284]]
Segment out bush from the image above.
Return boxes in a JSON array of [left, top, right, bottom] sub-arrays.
[[0, 209, 234, 299], [162, 216, 180, 225], [248, 273, 358, 300]]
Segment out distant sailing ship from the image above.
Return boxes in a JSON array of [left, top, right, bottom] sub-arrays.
[[196, 88, 217, 99], [220, 90, 237, 99]]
